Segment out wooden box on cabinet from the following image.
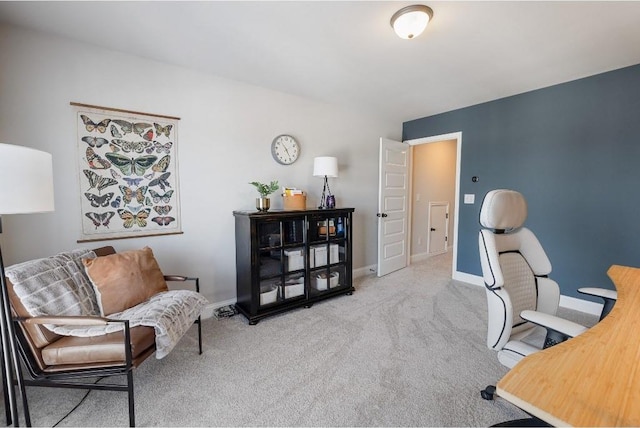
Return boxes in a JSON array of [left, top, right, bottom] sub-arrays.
[[233, 208, 354, 324]]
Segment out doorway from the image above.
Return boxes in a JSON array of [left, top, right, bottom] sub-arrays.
[[407, 132, 461, 277], [376, 132, 461, 278]]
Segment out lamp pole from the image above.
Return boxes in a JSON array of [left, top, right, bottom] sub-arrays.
[[0, 218, 30, 426]]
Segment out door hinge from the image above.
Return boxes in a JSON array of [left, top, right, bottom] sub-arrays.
[[445, 236, 448, 242], [446, 213, 449, 219]]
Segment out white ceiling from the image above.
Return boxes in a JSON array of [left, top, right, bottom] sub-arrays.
[[1, 1, 640, 123]]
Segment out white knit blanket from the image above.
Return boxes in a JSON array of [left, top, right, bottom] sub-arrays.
[[6, 249, 208, 359]]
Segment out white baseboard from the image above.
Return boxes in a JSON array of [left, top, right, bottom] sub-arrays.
[[354, 264, 377, 278], [559, 295, 603, 317], [410, 252, 428, 263], [201, 298, 237, 319], [453, 271, 484, 286], [454, 271, 603, 317]]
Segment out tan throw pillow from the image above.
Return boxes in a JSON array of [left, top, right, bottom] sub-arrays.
[[83, 246, 168, 316]]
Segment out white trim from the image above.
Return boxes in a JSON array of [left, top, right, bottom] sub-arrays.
[[410, 252, 429, 263], [454, 271, 485, 286], [354, 265, 377, 278], [405, 132, 462, 282], [559, 295, 603, 317], [454, 272, 604, 316], [201, 298, 237, 319]]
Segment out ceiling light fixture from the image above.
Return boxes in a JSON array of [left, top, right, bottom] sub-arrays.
[[390, 5, 434, 40]]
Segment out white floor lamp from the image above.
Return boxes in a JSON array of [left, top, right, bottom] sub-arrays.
[[0, 143, 55, 426]]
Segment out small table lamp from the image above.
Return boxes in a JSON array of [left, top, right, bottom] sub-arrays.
[[0, 143, 55, 426], [313, 156, 338, 209]]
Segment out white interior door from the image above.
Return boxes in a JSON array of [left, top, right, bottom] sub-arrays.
[[377, 138, 409, 277], [427, 202, 448, 255]]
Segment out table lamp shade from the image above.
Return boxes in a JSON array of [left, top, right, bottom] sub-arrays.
[[313, 156, 338, 178], [0, 143, 55, 214]]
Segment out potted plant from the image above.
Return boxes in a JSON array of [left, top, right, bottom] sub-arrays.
[[250, 180, 280, 212]]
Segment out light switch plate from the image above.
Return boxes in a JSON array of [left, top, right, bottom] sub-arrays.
[[464, 194, 475, 204]]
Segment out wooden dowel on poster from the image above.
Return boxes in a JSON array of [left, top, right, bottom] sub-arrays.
[[70, 102, 181, 121], [77, 231, 184, 244]]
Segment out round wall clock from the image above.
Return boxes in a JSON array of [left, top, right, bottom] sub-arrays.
[[271, 134, 300, 165]]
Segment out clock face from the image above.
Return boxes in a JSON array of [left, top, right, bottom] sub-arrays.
[[271, 134, 300, 165]]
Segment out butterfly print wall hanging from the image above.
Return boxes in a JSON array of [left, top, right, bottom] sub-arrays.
[[73, 102, 182, 242]]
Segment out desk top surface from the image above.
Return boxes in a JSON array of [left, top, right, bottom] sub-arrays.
[[497, 264, 640, 427]]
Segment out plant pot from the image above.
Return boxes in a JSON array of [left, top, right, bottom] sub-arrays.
[[256, 197, 270, 212]]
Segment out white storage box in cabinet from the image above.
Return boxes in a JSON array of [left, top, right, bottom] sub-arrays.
[[312, 244, 339, 266], [312, 271, 339, 291], [260, 283, 278, 305], [329, 244, 339, 264], [284, 248, 304, 271], [309, 247, 315, 268], [281, 277, 305, 299], [313, 245, 327, 267]]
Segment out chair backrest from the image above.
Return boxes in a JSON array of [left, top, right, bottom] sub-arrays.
[[478, 190, 554, 350], [8, 246, 116, 373]]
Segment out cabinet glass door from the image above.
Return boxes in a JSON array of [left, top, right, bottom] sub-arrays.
[[308, 213, 348, 297], [257, 217, 306, 307]]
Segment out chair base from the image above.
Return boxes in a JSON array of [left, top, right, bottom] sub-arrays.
[[492, 417, 551, 427], [481, 385, 496, 400]]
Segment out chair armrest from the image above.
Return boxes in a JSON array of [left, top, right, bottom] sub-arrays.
[[15, 315, 118, 326], [578, 287, 617, 301], [578, 287, 617, 320], [164, 275, 200, 292], [521, 310, 588, 348]]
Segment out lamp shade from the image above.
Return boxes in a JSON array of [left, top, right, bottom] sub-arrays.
[[313, 157, 338, 178], [390, 5, 433, 40], [0, 143, 55, 214]]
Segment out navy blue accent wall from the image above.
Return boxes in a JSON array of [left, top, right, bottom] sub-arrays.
[[403, 64, 640, 299]]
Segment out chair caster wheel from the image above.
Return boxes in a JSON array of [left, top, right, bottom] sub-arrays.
[[481, 385, 496, 400]]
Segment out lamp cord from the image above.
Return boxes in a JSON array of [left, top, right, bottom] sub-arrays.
[[52, 377, 105, 427]]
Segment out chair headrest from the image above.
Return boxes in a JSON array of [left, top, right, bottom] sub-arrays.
[[479, 189, 528, 231]]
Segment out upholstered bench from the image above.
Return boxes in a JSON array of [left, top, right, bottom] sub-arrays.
[[5, 245, 208, 426]]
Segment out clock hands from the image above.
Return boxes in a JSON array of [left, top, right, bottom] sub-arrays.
[[282, 144, 292, 159]]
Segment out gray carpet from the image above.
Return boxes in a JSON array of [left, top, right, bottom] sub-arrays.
[[9, 252, 597, 426]]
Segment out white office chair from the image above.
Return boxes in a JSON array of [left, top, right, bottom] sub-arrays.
[[478, 189, 591, 400]]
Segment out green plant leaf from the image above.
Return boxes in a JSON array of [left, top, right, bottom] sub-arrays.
[[249, 180, 280, 197]]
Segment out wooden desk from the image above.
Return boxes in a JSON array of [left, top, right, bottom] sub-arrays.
[[497, 265, 640, 427]]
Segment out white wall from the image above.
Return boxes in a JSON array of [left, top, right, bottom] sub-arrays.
[[0, 24, 400, 306], [410, 139, 457, 256]]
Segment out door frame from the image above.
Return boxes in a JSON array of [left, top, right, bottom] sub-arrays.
[[405, 132, 462, 279]]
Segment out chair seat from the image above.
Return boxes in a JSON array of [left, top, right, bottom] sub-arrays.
[[498, 340, 540, 369], [42, 326, 155, 366]]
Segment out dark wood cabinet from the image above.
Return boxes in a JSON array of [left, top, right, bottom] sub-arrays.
[[233, 208, 355, 324]]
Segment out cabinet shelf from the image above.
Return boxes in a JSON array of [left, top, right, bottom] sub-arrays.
[[234, 208, 354, 324]]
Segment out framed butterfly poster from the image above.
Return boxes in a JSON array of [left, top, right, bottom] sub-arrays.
[[72, 102, 183, 242]]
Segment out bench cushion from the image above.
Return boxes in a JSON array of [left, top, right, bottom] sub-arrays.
[[42, 326, 155, 366]]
